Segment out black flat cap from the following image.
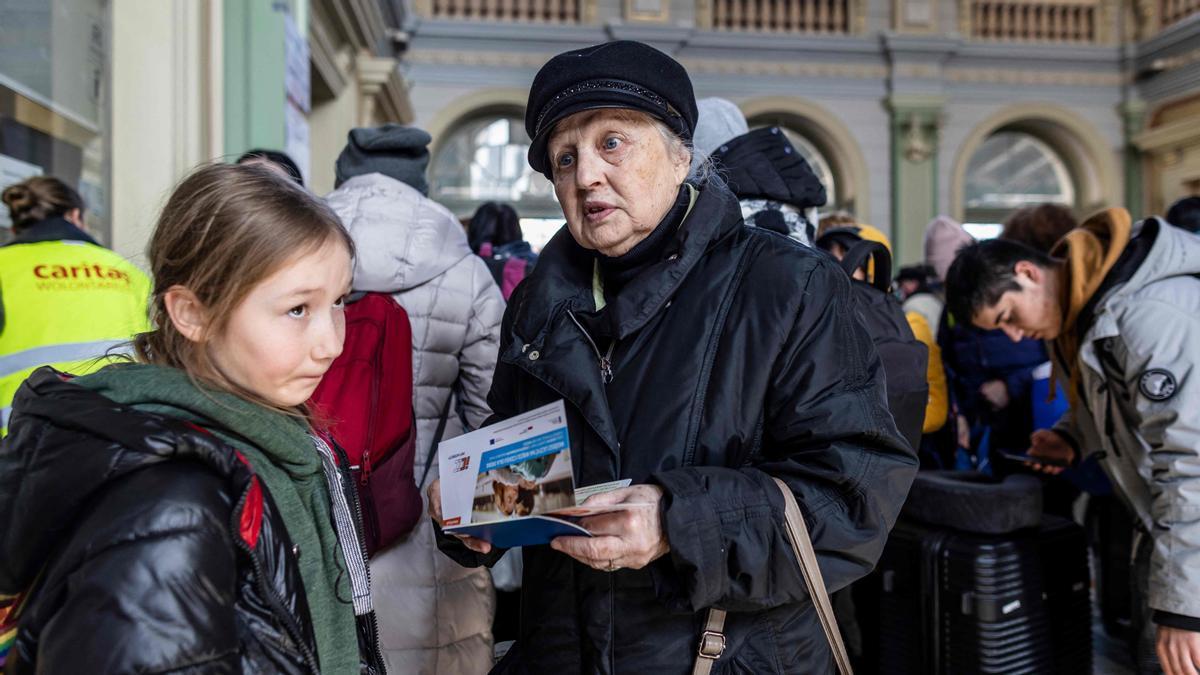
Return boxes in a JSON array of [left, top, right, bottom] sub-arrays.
[[524, 41, 698, 179]]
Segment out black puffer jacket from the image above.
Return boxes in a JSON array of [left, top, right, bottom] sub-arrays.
[[0, 369, 384, 674], [438, 183, 916, 673]]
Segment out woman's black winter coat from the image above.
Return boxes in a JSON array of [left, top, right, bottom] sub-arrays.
[[438, 183, 918, 674], [0, 369, 384, 674]]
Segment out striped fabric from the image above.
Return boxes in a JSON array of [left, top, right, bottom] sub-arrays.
[[310, 434, 373, 616]]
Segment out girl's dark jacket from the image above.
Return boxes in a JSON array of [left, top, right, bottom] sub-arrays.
[[437, 183, 917, 674], [0, 368, 384, 674]]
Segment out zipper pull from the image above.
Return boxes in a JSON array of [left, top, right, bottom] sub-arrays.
[[600, 340, 616, 384], [361, 450, 372, 485], [599, 357, 614, 384]]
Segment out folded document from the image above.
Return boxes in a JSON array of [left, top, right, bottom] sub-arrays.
[[437, 400, 650, 548]]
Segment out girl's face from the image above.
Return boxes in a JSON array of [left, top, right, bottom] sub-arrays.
[[208, 238, 352, 408]]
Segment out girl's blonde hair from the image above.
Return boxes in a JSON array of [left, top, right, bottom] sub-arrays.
[[133, 163, 354, 413]]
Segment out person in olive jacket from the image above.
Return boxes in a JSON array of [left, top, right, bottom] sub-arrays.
[[428, 41, 917, 674]]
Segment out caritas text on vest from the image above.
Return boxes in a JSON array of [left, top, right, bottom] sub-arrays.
[[33, 264, 131, 283]]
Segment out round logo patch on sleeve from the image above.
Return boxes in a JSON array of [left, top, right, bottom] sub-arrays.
[[1139, 369, 1178, 402]]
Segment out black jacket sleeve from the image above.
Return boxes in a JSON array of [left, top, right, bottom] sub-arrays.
[[651, 258, 918, 612], [32, 464, 241, 673]]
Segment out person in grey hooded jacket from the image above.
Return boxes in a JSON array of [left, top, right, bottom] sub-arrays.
[[326, 124, 505, 675], [946, 209, 1200, 675]]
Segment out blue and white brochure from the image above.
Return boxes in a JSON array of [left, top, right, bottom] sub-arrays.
[[438, 400, 645, 548]]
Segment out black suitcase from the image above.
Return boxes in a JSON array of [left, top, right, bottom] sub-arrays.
[[862, 515, 1092, 674]]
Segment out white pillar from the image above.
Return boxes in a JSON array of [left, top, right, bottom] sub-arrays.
[[109, 0, 223, 267]]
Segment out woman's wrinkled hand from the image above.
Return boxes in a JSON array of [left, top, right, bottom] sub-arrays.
[[550, 484, 668, 572], [427, 478, 492, 555]]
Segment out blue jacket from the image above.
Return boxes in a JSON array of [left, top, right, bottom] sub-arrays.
[[938, 311, 1047, 449]]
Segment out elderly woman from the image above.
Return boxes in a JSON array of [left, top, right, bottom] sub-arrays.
[[432, 41, 916, 673]]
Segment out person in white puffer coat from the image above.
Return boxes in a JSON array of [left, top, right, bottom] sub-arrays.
[[326, 124, 505, 675]]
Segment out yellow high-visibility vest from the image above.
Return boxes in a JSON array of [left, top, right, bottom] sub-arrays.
[[0, 239, 151, 434]]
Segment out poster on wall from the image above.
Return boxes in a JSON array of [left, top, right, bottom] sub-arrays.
[[284, 102, 310, 187], [0, 154, 45, 231], [282, 8, 310, 184], [0, 0, 106, 131]]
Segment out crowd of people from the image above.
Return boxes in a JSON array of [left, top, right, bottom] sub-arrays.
[[2, 38, 1199, 675]]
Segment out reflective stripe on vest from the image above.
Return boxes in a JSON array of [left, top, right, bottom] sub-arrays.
[[0, 340, 134, 379], [0, 406, 9, 430], [0, 240, 150, 435]]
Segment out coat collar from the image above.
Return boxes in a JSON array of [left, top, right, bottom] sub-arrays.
[[5, 216, 98, 247], [498, 182, 744, 455]]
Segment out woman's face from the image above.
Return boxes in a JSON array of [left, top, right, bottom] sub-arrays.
[[547, 110, 690, 257]]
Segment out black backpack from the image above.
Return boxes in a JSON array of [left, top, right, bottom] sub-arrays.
[[839, 240, 929, 451]]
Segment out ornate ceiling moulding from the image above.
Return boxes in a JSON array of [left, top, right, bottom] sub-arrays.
[[405, 49, 553, 68], [680, 57, 888, 79], [945, 67, 1126, 86]]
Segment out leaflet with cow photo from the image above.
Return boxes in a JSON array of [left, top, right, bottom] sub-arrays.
[[437, 400, 651, 548]]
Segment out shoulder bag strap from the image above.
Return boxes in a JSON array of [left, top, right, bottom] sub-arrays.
[[692, 477, 853, 675], [418, 392, 454, 489]]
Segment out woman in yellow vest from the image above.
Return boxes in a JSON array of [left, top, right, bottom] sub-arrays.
[[0, 177, 150, 434]]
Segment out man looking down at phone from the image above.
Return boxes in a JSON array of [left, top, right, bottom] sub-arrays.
[[945, 207, 1200, 675]]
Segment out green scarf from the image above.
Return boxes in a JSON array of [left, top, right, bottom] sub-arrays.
[[75, 363, 358, 674]]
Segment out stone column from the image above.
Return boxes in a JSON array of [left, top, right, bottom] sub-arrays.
[[888, 95, 944, 267], [1120, 96, 1147, 220], [883, 33, 956, 266], [110, 0, 224, 264]]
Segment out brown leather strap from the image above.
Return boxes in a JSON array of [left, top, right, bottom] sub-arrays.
[[692, 477, 853, 675], [690, 607, 727, 675]]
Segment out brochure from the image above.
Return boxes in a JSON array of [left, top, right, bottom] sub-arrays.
[[438, 400, 650, 548]]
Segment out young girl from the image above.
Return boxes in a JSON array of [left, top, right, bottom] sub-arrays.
[[0, 163, 383, 674]]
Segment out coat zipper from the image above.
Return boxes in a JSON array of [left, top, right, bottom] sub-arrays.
[[230, 486, 322, 675], [510, 349, 616, 456], [330, 438, 386, 673], [567, 310, 616, 384]]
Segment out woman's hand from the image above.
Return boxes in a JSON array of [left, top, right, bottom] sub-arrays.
[[427, 478, 492, 555], [550, 485, 668, 572], [1157, 625, 1200, 675]]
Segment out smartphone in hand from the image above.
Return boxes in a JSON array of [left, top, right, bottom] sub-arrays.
[[996, 449, 1071, 468]]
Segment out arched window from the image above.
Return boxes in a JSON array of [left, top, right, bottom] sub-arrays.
[[430, 112, 563, 249], [779, 129, 838, 209], [963, 131, 1075, 239]]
